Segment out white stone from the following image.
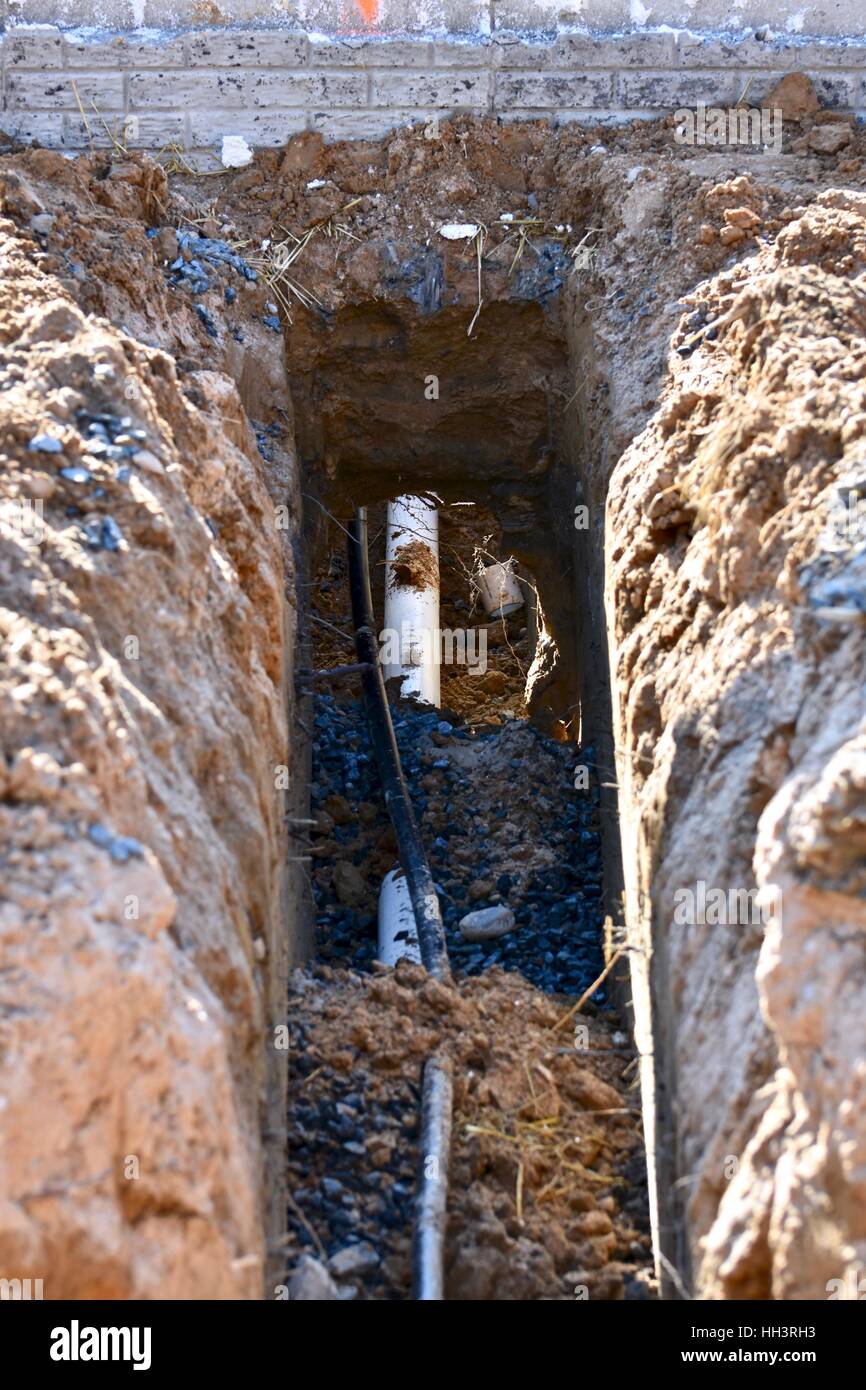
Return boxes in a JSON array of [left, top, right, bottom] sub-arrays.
[[132, 449, 164, 475], [220, 135, 253, 168], [330, 1242, 379, 1277], [438, 222, 479, 240], [458, 905, 516, 941], [288, 1254, 338, 1300]]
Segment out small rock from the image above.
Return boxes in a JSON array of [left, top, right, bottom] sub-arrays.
[[480, 669, 507, 695], [88, 823, 144, 863], [367, 1139, 393, 1168], [30, 212, 55, 236], [558, 1065, 622, 1113], [808, 123, 853, 155], [28, 434, 63, 453], [154, 227, 179, 262], [221, 134, 253, 169], [468, 879, 495, 902], [288, 1254, 338, 1301], [330, 1242, 379, 1277], [438, 222, 479, 240], [724, 207, 760, 231], [27, 474, 56, 500], [324, 793, 352, 825], [132, 448, 164, 475], [83, 516, 123, 551], [762, 72, 819, 122], [194, 304, 219, 338], [459, 905, 516, 942], [719, 225, 745, 246], [334, 860, 366, 907]]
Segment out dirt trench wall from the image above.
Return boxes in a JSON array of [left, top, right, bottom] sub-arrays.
[[0, 158, 299, 1297], [605, 191, 866, 1298]]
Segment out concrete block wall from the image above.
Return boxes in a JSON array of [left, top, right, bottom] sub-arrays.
[[0, 22, 865, 152]]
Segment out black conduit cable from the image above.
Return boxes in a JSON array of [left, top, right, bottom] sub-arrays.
[[346, 507, 452, 984]]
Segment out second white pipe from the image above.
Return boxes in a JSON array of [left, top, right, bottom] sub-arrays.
[[378, 867, 423, 967], [383, 495, 440, 708]]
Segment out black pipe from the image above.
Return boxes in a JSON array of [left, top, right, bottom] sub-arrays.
[[346, 507, 451, 983]]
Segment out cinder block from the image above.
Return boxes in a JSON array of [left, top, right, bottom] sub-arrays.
[[249, 72, 368, 108], [790, 41, 866, 68], [617, 70, 739, 110], [186, 28, 309, 67], [188, 109, 308, 148], [309, 108, 439, 141], [493, 31, 676, 68], [129, 70, 248, 109], [432, 39, 491, 68], [370, 71, 490, 108], [5, 23, 64, 69], [64, 32, 187, 67], [675, 34, 774, 68], [309, 37, 433, 67], [745, 69, 860, 109], [495, 71, 613, 109], [677, 33, 866, 69], [3, 112, 66, 148], [6, 70, 125, 112], [118, 113, 188, 149], [62, 112, 187, 149]]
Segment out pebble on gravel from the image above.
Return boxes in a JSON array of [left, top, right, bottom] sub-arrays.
[[132, 449, 164, 475], [28, 434, 63, 453], [288, 1254, 339, 1301], [334, 860, 367, 907], [330, 1242, 380, 1277], [458, 905, 516, 941], [88, 823, 144, 863]]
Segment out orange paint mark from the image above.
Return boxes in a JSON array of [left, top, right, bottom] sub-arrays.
[[354, 0, 379, 22]]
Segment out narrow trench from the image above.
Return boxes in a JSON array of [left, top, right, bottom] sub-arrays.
[[286, 306, 653, 1300]]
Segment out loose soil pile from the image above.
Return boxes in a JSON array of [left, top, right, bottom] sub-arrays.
[[287, 960, 651, 1301]]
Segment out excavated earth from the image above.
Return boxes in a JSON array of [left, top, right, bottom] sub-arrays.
[[1, 85, 865, 1298]]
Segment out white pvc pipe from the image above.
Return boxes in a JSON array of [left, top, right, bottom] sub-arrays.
[[378, 867, 422, 968], [474, 558, 524, 619], [378, 498, 439, 971], [383, 495, 440, 708]]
